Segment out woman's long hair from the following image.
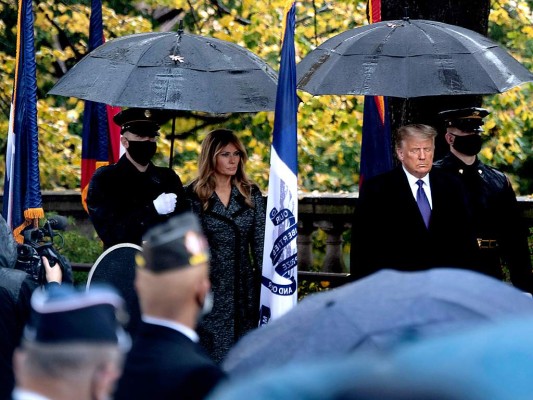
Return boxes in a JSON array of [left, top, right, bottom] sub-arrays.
[[193, 129, 255, 211]]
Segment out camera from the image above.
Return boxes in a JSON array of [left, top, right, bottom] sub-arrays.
[[15, 216, 73, 285]]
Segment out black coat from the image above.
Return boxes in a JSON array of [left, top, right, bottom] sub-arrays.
[[350, 167, 479, 279], [87, 156, 187, 249], [114, 322, 226, 400], [434, 153, 533, 292], [0, 268, 36, 400], [186, 184, 265, 364]]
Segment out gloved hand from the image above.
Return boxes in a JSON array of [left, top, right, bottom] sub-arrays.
[[153, 193, 177, 215]]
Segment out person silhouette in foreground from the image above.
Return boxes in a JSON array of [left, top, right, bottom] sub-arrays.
[[12, 284, 128, 400], [115, 212, 226, 400], [0, 214, 63, 400]]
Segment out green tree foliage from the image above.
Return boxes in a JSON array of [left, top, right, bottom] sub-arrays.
[[0, 0, 532, 194], [483, 1, 533, 193]]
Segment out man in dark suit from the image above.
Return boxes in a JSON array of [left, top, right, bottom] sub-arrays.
[[114, 212, 226, 400], [351, 124, 479, 279]]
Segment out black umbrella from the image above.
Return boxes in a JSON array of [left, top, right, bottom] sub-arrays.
[[48, 28, 278, 113], [297, 18, 533, 98], [223, 268, 533, 378]]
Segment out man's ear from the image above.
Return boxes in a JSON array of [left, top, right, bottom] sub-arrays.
[[444, 132, 454, 145], [13, 349, 25, 380], [120, 135, 129, 148], [91, 361, 121, 400], [395, 148, 404, 161], [196, 275, 211, 307]]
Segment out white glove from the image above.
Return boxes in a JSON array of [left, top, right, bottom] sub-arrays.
[[153, 193, 177, 215]]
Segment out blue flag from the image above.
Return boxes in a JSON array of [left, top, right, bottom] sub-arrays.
[[359, 0, 392, 187], [81, 0, 121, 212], [3, 0, 44, 242], [259, 1, 299, 326], [359, 95, 393, 186]]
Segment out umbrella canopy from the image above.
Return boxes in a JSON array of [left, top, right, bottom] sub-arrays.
[[223, 268, 533, 377], [297, 19, 533, 98], [48, 30, 278, 113], [210, 317, 533, 400]]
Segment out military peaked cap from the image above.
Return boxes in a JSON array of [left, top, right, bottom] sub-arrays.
[[439, 107, 490, 133], [114, 108, 173, 137]]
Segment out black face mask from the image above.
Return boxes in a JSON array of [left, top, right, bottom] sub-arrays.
[[450, 133, 482, 156], [126, 140, 157, 166]]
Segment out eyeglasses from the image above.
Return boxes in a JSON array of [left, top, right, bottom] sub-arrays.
[[219, 151, 242, 158]]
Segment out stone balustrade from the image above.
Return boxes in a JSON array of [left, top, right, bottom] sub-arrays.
[[2, 191, 532, 282]]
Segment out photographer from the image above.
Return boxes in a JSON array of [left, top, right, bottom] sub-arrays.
[[0, 215, 63, 400]]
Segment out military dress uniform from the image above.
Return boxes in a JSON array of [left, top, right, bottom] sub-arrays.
[[87, 108, 188, 249], [87, 157, 187, 248], [435, 107, 533, 293], [434, 153, 532, 292]]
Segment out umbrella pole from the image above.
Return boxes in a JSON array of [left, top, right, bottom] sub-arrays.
[[169, 116, 176, 169]]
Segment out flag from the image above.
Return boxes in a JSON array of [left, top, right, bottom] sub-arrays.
[[2, 0, 44, 243], [359, 0, 393, 187], [80, 0, 121, 212], [359, 95, 393, 186], [258, 1, 299, 326]]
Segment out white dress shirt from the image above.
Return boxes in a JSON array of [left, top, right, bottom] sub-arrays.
[[12, 388, 52, 400], [142, 315, 199, 342], [402, 166, 433, 209]]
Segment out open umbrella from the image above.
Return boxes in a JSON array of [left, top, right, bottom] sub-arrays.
[[223, 268, 533, 378], [210, 317, 533, 400], [48, 28, 278, 114], [297, 18, 533, 98]]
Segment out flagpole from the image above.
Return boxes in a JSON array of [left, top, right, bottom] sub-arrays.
[[258, 0, 299, 326], [359, 0, 393, 188], [80, 0, 121, 212], [3, 0, 44, 242]]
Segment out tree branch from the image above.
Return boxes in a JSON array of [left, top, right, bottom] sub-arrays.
[[208, 0, 251, 25]]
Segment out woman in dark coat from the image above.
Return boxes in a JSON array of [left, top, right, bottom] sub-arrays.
[[186, 129, 266, 363]]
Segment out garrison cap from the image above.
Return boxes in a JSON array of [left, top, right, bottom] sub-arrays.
[[114, 108, 172, 137], [439, 107, 490, 133], [137, 212, 209, 273], [24, 284, 129, 346]]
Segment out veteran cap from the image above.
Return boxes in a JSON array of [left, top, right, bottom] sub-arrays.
[[114, 108, 173, 137], [439, 107, 490, 133], [24, 284, 129, 346], [137, 212, 209, 273]]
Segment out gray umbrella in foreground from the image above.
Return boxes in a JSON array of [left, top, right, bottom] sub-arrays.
[[48, 29, 278, 114], [223, 268, 533, 377], [297, 19, 533, 98]]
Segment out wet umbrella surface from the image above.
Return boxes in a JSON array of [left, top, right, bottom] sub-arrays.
[[49, 30, 278, 113], [297, 19, 533, 98], [223, 268, 533, 377]]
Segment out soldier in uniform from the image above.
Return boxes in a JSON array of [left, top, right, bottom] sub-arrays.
[[434, 107, 533, 294], [87, 108, 188, 249]]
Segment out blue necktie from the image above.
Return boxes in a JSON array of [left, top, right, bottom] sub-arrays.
[[416, 180, 431, 228]]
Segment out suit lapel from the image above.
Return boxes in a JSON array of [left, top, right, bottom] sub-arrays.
[[393, 167, 429, 230]]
